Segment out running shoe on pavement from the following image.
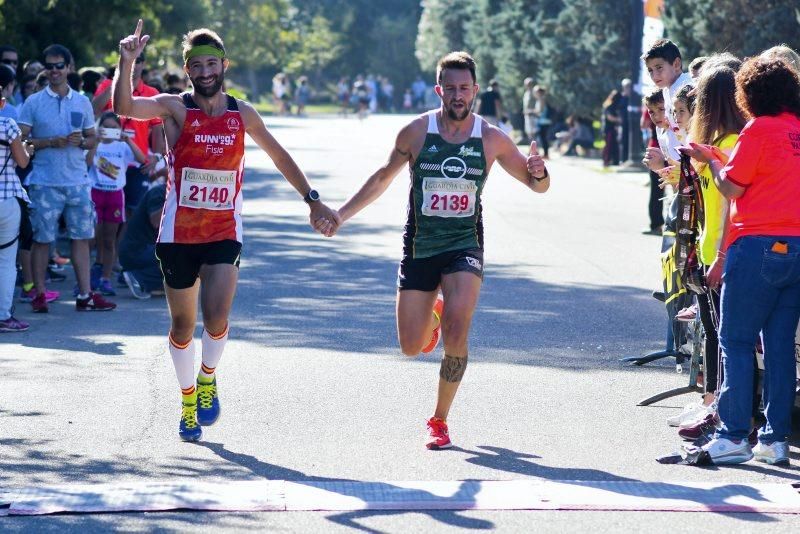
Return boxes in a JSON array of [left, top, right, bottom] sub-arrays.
[[678, 412, 719, 441], [0, 316, 30, 332], [123, 271, 151, 300], [667, 401, 706, 427], [678, 403, 715, 429], [179, 403, 202, 442], [421, 298, 444, 354], [76, 292, 117, 311], [425, 416, 452, 450], [753, 441, 790, 465], [97, 278, 116, 296], [697, 437, 753, 464], [31, 291, 48, 313], [19, 287, 60, 303], [196, 376, 221, 426]]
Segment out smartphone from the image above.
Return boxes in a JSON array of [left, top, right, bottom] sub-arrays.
[[98, 127, 122, 140]]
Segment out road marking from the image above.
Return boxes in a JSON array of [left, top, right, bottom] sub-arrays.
[[2, 480, 800, 515]]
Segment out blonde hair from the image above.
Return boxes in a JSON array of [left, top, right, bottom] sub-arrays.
[[760, 45, 800, 74]]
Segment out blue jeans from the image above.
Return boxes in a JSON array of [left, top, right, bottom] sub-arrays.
[[717, 235, 800, 443]]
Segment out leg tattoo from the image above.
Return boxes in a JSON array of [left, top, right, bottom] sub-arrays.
[[440, 354, 468, 383]]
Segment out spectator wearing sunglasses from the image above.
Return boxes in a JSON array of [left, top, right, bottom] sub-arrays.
[[18, 44, 116, 313]]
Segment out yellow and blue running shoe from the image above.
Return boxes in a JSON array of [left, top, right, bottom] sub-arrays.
[[179, 403, 202, 441], [197, 376, 221, 426]]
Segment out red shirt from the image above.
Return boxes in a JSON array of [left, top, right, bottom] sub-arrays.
[[158, 93, 245, 244], [722, 112, 800, 248], [95, 78, 162, 155]]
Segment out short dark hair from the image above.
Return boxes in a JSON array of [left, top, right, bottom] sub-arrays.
[[66, 71, 82, 91], [735, 57, 800, 118], [42, 44, 73, 66], [80, 69, 103, 95], [436, 51, 476, 85], [642, 39, 681, 64], [643, 87, 664, 107], [98, 111, 121, 126], [181, 28, 225, 61], [0, 64, 16, 89]]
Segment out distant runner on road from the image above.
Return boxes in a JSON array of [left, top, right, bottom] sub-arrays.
[[113, 20, 339, 442], [334, 51, 550, 449]]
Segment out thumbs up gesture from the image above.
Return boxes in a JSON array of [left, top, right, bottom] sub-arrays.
[[526, 140, 546, 179]]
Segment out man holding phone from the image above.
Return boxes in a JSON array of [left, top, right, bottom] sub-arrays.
[[18, 44, 116, 312]]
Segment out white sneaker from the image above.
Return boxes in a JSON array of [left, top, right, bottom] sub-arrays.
[[753, 441, 790, 465], [678, 403, 716, 429], [667, 401, 704, 427], [701, 437, 753, 465]]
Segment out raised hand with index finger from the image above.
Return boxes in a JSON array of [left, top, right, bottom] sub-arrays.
[[119, 19, 150, 63]]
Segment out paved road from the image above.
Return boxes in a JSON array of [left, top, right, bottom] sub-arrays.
[[2, 114, 799, 532]]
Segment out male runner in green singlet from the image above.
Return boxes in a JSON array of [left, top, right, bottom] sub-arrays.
[[335, 52, 550, 449]]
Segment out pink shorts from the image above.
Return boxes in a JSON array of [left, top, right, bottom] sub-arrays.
[[92, 189, 125, 224]]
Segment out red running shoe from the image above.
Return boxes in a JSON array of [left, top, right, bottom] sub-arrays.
[[425, 417, 452, 450], [76, 292, 117, 311], [31, 291, 49, 313], [421, 297, 444, 354]]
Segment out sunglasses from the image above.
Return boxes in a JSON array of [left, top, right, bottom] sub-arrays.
[[44, 61, 67, 70], [1, 58, 17, 66]]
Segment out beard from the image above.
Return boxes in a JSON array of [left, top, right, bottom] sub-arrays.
[[445, 99, 471, 121], [191, 70, 225, 98]]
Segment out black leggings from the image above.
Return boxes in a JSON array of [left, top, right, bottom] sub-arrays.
[[697, 287, 720, 394]]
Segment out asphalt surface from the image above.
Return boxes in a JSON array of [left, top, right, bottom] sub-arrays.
[[1, 114, 799, 532]]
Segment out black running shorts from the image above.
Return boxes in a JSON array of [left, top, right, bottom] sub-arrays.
[[155, 240, 242, 290], [397, 247, 484, 292]]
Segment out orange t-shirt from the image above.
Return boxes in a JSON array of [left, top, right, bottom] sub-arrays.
[[94, 78, 162, 156], [722, 112, 800, 248]]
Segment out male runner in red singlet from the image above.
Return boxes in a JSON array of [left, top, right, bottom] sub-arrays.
[[334, 52, 549, 449], [113, 20, 339, 441]]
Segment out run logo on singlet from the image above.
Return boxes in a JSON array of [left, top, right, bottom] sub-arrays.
[[159, 94, 245, 244], [404, 111, 488, 258]]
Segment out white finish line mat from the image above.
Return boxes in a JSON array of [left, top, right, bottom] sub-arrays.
[[2, 480, 800, 516]]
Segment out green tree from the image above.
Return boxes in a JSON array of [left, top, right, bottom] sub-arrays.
[[662, 0, 800, 60], [534, 0, 634, 117], [415, 0, 466, 73]]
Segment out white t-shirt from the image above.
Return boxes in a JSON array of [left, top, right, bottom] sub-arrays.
[[660, 72, 692, 161], [90, 140, 136, 191]]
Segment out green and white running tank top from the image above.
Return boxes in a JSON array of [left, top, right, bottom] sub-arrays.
[[403, 111, 488, 259]]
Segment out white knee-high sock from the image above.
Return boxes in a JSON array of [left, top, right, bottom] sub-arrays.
[[199, 324, 229, 380], [169, 333, 196, 399]]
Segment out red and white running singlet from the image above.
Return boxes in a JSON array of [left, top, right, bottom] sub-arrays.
[[158, 93, 245, 244]]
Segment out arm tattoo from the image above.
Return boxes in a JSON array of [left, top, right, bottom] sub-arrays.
[[439, 354, 468, 383]]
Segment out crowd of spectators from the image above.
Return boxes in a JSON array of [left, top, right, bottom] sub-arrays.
[[0, 42, 177, 333], [638, 39, 800, 465]]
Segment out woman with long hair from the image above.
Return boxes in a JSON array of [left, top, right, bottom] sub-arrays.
[[683, 56, 800, 465]]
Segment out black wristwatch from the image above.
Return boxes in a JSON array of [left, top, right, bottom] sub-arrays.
[[303, 189, 320, 204]]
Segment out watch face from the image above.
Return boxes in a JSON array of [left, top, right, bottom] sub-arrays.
[[307, 190, 320, 202]]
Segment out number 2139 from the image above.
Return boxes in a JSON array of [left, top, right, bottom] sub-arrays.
[[430, 194, 469, 211]]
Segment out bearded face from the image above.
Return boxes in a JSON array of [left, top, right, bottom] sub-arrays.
[[437, 68, 477, 122], [186, 57, 225, 98]]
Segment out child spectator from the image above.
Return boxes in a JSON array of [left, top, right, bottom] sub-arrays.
[[86, 111, 146, 295], [641, 89, 667, 234]]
